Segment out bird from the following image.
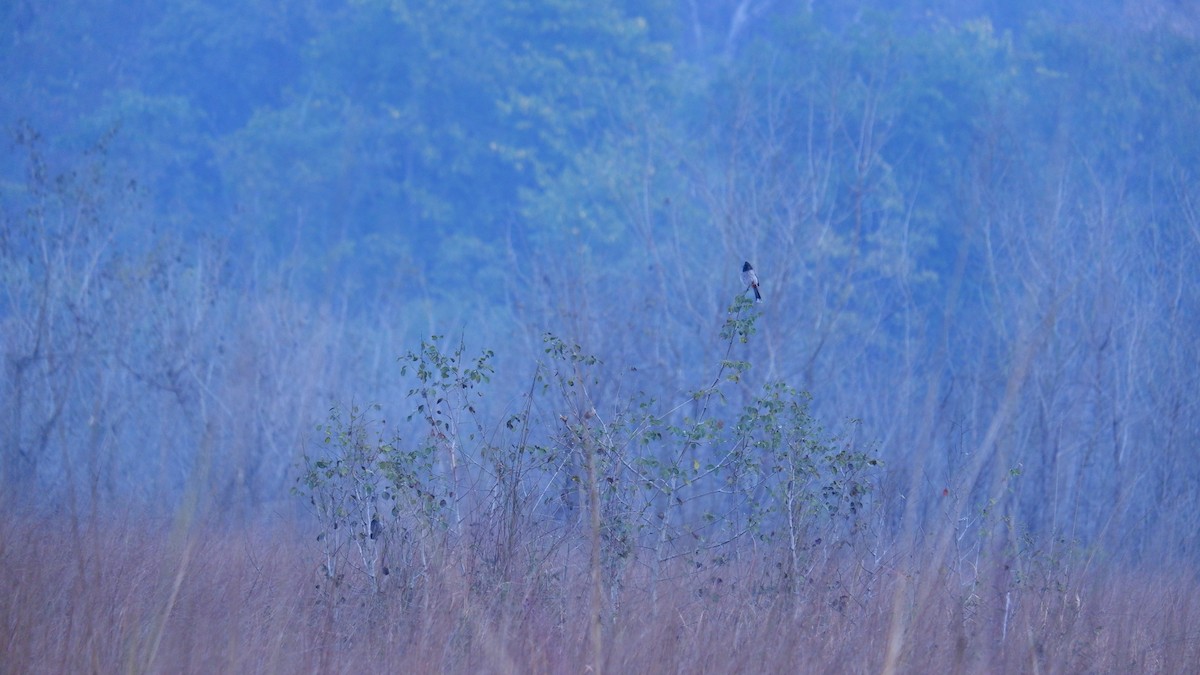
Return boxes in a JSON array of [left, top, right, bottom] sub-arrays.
[[742, 261, 762, 302]]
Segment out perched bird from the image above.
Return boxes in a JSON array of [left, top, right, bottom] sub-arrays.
[[742, 261, 762, 302]]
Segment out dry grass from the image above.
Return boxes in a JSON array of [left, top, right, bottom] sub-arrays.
[[2, 512, 1197, 674]]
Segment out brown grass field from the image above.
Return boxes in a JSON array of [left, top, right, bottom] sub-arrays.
[[3, 509, 1198, 675]]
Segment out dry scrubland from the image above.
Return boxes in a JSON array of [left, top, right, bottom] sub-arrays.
[[3, 512, 1197, 674], [5, 4, 1200, 674]]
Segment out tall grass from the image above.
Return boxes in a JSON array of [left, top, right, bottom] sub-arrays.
[[3, 510, 1196, 674]]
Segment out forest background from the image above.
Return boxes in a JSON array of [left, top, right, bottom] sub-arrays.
[[3, 0, 1200, 672]]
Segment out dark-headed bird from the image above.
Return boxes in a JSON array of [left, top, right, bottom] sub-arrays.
[[742, 261, 762, 302]]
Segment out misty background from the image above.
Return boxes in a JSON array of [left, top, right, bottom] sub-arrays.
[[2, 0, 1198, 565]]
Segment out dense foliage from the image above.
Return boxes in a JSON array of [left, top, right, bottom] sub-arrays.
[[3, 0, 1198, 575]]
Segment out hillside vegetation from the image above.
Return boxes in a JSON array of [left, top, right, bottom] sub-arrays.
[[2, 1, 1199, 671]]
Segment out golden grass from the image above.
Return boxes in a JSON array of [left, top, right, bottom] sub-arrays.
[[2, 513, 1196, 674]]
